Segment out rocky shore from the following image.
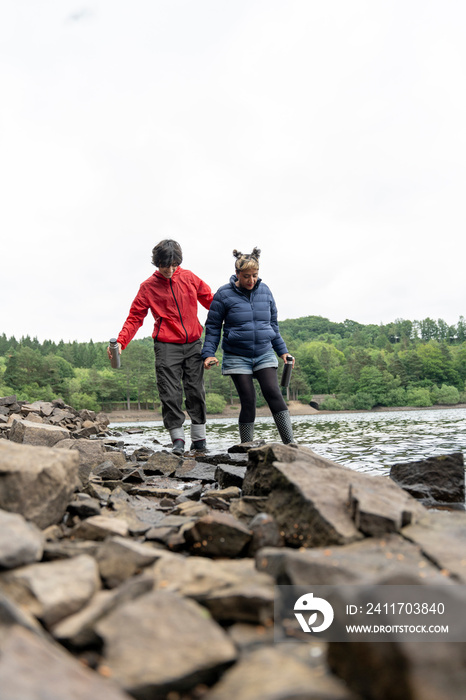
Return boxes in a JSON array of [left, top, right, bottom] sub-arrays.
[[0, 394, 465, 700]]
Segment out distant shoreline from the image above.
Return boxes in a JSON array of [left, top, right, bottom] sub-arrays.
[[106, 401, 466, 424]]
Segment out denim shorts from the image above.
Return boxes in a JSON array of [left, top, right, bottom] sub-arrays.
[[222, 349, 278, 375]]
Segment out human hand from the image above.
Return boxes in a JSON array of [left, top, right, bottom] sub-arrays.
[[204, 357, 219, 369], [107, 342, 122, 360], [281, 353, 295, 368]]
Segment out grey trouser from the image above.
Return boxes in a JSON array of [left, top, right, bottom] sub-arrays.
[[154, 339, 206, 431]]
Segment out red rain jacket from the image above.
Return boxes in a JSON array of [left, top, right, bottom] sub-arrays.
[[117, 267, 213, 349]]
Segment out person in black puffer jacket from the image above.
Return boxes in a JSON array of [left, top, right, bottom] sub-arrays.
[[202, 247, 295, 445]]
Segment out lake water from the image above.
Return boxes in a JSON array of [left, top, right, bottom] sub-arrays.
[[110, 407, 466, 477]]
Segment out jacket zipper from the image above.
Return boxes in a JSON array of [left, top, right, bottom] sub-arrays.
[[154, 318, 163, 340], [234, 283, 255, 354], [170, 279, 189, 343]]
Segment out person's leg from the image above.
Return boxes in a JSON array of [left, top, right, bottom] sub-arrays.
[[154, 341, 186, 453], [254, 367, 295, 444], [182, 340, 207, 450], [230, 373, 256, 442]]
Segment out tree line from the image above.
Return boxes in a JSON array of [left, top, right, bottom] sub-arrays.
[[1, 314, 466, 413]]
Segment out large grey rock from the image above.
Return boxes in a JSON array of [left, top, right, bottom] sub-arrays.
[[175, 461, 217, 482], [71, 515, 129, 540], [151, 553, 275, 624], [214, 463, 247, 488], [0, 554, 100, 628], [402, 511, 466, 582], [390, 452, 465, 503], [92, 460, 124, 480], [183, 512, 252, 557], [349, 477, 426, 536], [0, 590, 46, 637], [95, 590, 237, 697], [52, 575, 154, 648], [243, 444, 425, 547], [0, 625, 132, 700], [0, 509, 44, 569], [0, 441, 79, 529], [55, 438, 107, 485], [9, 418, 69, 447], [0, 395, 17, 406], [96, 536, 165, 588], [205, 645, 354, 700], [328, 637, 466, 700], [256, 534, 452, 586], [20, 401, 55, 417], [144, 451, 182, 476]]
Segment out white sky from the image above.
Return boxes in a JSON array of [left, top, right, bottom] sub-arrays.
[[1, 0, 466, 344]]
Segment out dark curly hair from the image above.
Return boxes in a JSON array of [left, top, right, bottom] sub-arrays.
[[151, 240, 183, 268], [233, 247, 261, 271]]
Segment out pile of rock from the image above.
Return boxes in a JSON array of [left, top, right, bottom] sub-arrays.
[[0, 401, 465, 699], [0, 395, 110, 441]]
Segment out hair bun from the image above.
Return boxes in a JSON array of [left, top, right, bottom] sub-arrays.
[[232, 249, 242, 260], [251, 247, 261, 260]]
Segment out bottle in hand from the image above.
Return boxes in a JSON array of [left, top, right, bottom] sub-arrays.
[[109, 338, 121, 369], [281, 355, 293, 387]]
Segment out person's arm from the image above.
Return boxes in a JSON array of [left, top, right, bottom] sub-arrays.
[[196, 276, 214, 310], [269, 292, 288, 358], [116, 287, 150, 350], [201, 293, 225, 359]]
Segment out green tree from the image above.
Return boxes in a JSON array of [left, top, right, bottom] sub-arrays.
[[416, 342, 459, 386], [295, 342, 345, 393], [405, 387, 432, 407], [434, 384, 460, 405], [357, 366, 401, 406], [4, 347, 44, 389], [205, 393, 227, 413], [419, 318, 438, 341]]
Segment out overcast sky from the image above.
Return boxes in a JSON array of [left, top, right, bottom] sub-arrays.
[[2, 1, 466, 344]]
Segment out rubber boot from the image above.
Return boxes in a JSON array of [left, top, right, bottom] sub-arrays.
[[190, 423, 207, 452], [272, 410, 295, 445], [239, 422, 255, 444], [170, 427, 185, 455]]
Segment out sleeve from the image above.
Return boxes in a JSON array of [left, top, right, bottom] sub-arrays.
[[196, 275, 214, 310], [269, 291, 288, 357], [201, 292, 226, 359], [116, 286, 150, 350]]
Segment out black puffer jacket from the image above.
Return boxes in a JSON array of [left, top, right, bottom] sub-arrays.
[[201, 275, 288, 359]]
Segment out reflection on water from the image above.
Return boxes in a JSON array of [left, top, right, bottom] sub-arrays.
[[110, 408, 466, 477]]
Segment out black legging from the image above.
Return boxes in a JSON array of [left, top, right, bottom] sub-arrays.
[[231, 367, 288, 424]]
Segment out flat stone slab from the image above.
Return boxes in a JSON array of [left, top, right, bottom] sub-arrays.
[[95, 590, 237, 697], [243, 444, 426, 547], [255, 533, 451, 585], [0, 510, 44, 569], [390, 452, 465, 504], [0, 625, 131, 699], [205, 645, 353, 700], [151, 554, 275, 624], [0, 441, 79, 529], [9, 419, 69, 447], [402, 511, 466, 582]]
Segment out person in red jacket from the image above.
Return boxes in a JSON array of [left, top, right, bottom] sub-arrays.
[[108, 240, 213, 455]]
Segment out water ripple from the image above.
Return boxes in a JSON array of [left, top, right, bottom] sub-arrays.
[[110, 407, 466, 478]]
